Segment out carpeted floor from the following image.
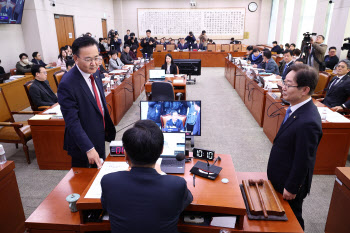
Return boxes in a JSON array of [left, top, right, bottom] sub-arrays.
[[3, 67, 349, 233]]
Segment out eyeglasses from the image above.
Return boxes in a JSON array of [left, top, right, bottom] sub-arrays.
[[77, 56, 102, 63], [282, 80, 299, 89], [337, 65, 347, 69]]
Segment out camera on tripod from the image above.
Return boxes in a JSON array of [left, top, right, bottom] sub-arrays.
[[341, 37, 350, 59], [303, 32, 317, 44]]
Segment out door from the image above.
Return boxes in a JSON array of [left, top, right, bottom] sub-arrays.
[[102, 19, 107, 38], [54, 15, 75, 51]]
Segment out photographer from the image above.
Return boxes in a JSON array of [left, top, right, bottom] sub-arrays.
[[109, 33, 122, 53], [198, 30, 208, 50], [185, 31, 196, 46], [125, 32, 139, 50], [307, 35, 328, 71], [140, 29, 156, 58]]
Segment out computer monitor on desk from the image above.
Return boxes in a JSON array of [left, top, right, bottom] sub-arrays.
[[140, 100, 201, 136], [173, 59, 201, 84]]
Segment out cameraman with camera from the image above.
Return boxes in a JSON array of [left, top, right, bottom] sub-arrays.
[[141, 29, 156, 59], [306, 34, 328, 71], [198, 30, 208, 50], [125, 32, 139, 50], [185, 31, 196, 47]]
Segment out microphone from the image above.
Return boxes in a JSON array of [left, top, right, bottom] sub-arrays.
[[211, 156, 221, 167], [176, 153, 185, 161]]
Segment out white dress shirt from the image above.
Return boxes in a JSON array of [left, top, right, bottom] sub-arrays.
[[288, 97, 312, 117]]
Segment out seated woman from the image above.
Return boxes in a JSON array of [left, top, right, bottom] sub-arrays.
[[108, 50, 126, 72], [161, 53, 178, 75], [57, 47, 67, 71], [248, 48, 263, 65]]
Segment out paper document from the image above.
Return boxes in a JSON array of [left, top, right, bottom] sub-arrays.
[[210, 216, 237, 228], [109, 69, 128, 74], [30, 115, 52, 120], [173, 80, 183, 84], [165, 74, 174, 78], [44, 105, 62, 117], [84, 162, 129, 199]]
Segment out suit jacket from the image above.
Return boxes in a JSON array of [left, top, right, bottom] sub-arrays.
[[140, 37, 156, 55], [120, 51, 134, 64], [101, 167, 193, 233], [271, 45, 282, 54], [108, 57, 124, 71], [192, 111, 201, 136], [279, 61, 294, 80], [57, 66, 116, 164], [29, 79, 58, 107], [161, 63, 178, 75], [31, 59, 47, 67], [0, 6, 12, 22], [323, 74, 350, 108], [324, 55, 339, 70], [165, 119, 184, 132], [265, 58, 280, 75], [267, 100, 322, 195], [185, 35, 196, 45], [178, 43, 188, 50], [98, 65, 108, 74], [16, 61, 32, 75]]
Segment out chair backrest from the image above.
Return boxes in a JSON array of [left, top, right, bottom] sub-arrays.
[[215, 44, 222, 52], [10, 68, 16, 76], [315, 71, 331, 94], [233, 44, 242, 52], [166, 44, 175, 52], [0, 88, 15, 123], [151, 82, 175, 101], [221, 44, 230, 52], [53, 70, 65, 89], [160, 114, 187, 129], [156, 44, 164, 52], [207, 44, 216, 52], [23, 80, 39, 111]]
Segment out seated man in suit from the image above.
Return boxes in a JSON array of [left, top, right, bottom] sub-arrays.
[[29, 65, 58, 107], [271, 41, 282, 54], [16, 53, 33, 75], [267, 64, 323, 230], [165, 111, 185, 132], [178, 38, 188, 50], [279, 50, 294, 80], [261, 50, 279, 74], [108, 50, 126, 72], [101, 120, 193, 233], [0, 0, 12, 23], [31, 52, 51, 68], [320, 60, 350, 112], [192, 39, 203, 50], [120, 45, 134, 65], [324, 47, 339, 70]]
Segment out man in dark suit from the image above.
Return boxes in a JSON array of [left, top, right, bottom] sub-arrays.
[[120, 45, 134, 65], [279, 50, 294, 80], [123, 29, 130, 43], [31, 52, 51, 68], [29, 65, 58, 107], [165, 111, 184, 132], [140, 29, 156, 58], [267, 64, 323, 230], [321, 60, 350, 112], [324, 47, 339, 70], [57, 36, 116, 168], [101, 120, 193, 233], [271, 41, 282, 54], [178, 38, 189, 50]]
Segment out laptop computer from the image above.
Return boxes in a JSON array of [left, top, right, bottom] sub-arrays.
[[160, 132, 186, 174], [149, 69, 166, 82]]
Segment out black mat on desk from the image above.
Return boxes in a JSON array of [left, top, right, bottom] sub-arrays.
[[240, 184, 288, 221]]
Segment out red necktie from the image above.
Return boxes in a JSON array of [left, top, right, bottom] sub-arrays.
[[90, 75, 105, 127]]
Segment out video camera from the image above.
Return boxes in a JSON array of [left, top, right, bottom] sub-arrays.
[[302, 32, 317, 43], [341, 38, 350, 59]]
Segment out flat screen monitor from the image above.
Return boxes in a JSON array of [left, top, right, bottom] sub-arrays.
[[0, 0, 25, 24], [174, 59, 201, 76], [149, 69, 165, 79], [140, 100, 201, 136], [161, 133, 186, 157]]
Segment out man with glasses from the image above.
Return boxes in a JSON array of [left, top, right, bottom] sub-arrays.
[[58, 36, 116, 168], [320, 60, 350, 112], [267, 64, 323, 231], [29, 65, 58, 108]]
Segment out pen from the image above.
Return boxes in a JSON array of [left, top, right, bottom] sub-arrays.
[[193, 174, 195, 187]]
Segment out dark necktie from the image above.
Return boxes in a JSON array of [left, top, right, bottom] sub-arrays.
[[90, 75, 105, 127], [283, 64, 288, 74], [282, 107, 292, 124], [329, 77, 339, 90]]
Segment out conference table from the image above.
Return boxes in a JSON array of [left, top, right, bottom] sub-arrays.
[[145, 76, 187, 100], [153, 51, 246, 67], [225, 58, 350, 175], [25, 154, 303, 233]]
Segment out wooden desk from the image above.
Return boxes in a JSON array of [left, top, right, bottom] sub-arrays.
[[144, 59, 155, 81], [131, 65, 146, 101], [25, 154, 303, 233], [0, 161, 26, 233], [153, 51, 246, 67], [263, 93, 350, 174], [111, 78, 134, 125], [235, 64, 247, 102], [325, 167, 350, 233], [145, 77, 187, 100]]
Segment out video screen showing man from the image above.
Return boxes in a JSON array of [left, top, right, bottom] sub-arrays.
[[0, 0, 13, 23], [164, 111, 185, 132]]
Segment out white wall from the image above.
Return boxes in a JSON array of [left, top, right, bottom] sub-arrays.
[[0, 0, 115, 73], [113, 0, 272, 45]]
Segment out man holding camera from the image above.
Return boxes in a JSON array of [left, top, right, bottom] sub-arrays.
[[198, 30, 208, 50], [141, 29, 156, 58], [185, 31, 196, 47], [307, 35, 327, 71]]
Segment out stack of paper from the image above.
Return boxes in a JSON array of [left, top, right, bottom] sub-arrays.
[[210, 216, 237, 229], [44, 105, 62, 117], [30, 115, 52, 120]]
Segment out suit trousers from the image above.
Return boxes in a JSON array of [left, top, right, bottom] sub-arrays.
[[287, 183, 308, 230]]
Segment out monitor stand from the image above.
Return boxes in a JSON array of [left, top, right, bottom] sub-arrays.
[[186, 135, 195, 148], [186, 74, 196, 85]]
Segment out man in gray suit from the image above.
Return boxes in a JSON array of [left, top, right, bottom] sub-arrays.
[[307, 35, 327, 71]]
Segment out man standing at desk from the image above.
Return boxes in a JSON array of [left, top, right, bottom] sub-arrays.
[[58, 36, 116, 168], [267, 64, 322, 230], [101, 120, 193, 233]]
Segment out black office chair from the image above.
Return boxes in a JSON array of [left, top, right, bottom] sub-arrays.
[[151, 82, 182, 101]]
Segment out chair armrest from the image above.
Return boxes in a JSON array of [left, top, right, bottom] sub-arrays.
[[312, 94, 325, 99], [0, 122, 24, 128], [38, 106, 50, 110], [11, 111, 41, 115]]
